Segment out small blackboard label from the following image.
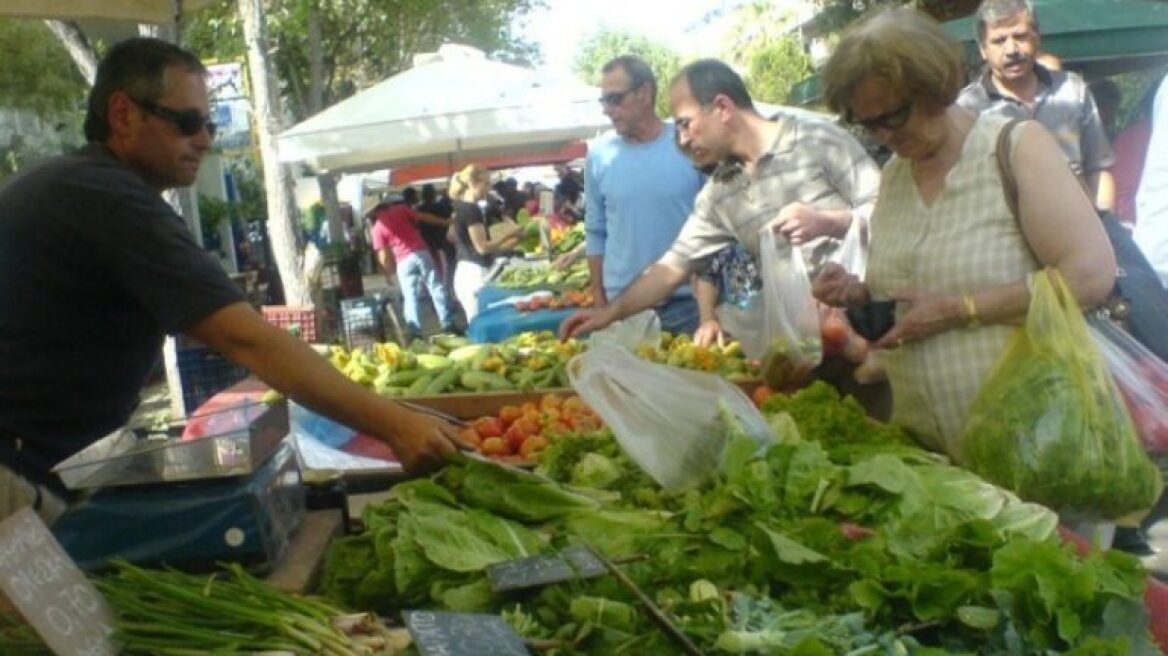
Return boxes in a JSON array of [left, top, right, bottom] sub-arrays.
[[403, 610, 529, 656], [0, 507, 117, 656], [486, 545, 607, 593]]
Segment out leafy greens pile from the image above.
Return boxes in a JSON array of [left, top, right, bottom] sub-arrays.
[[322, 382, 1157, 655]]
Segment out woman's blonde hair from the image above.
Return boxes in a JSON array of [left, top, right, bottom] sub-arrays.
[[822, 7, 963, 119], [449, 164, 489, 202]]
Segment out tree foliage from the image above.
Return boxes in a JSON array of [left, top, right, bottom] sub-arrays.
[[747, 35, 814, 104], [185, 0, 544, 122], [573, 27, 683, 118], [721, 0, 800, 69], [0, 18, 86, 117]]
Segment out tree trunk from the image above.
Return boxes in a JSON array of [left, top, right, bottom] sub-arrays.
[[43, 20, 98, 86], [238, 0, 313, 305], [306, 4, 344, 244]]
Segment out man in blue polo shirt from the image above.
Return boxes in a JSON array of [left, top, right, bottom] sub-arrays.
[[585, 55, 705, 335]]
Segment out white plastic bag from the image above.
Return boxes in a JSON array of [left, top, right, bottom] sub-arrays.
[[569, 344, 773, 491], [830, 214, 867, 278], [1090, 316, 1168, 455], [720, 230, 822, 388], [590, 309, 662, 352]]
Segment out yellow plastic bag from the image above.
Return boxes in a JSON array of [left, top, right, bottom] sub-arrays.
[[961, 270, 1162, 520]]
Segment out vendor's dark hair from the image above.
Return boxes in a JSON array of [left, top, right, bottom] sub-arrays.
[[673, 59, 755, 111], [602, 55, 657, 100], [84, 37, 207, 142]]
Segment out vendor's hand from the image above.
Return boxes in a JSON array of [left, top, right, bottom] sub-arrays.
[[560, 307, 614, 340], [812, 263, 869, 307], [768, 202, 837, 245], [387, 409, 468, 473], [872, 289, 963, 350], [693, 318, 724, 348]]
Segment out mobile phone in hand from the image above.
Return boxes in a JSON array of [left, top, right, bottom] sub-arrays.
[[845, 300, 897, 342]]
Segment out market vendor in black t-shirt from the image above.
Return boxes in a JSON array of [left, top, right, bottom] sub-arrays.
[[0, 38, 465, 523]]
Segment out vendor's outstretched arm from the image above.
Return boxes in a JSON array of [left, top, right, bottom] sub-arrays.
[[559, 262, 687, 339], [187, 302, 463, 472]]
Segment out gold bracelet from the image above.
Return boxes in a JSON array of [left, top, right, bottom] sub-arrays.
[[962, 294, 980, 328]]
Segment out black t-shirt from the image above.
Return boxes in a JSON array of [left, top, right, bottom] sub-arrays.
[[0, 145, 245, 486], [416, 199, 453, 252], [452, 200, 492, 268]]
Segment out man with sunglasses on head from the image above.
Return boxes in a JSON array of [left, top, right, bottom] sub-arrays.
[[584, 55, 705, 335], [562, 58, 879, 344], [0, 38, 465, 523], [957, 0, 1115, 211]]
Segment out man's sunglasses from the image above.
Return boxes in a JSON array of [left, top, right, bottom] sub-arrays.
[[599, 86, 638, 107], [137, 99, 217, 138], [848, 101, 913, 132]]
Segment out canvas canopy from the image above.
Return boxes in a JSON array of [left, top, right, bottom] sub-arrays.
[[277, 44, 610, 174]]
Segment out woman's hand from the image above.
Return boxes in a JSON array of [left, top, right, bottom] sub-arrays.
[[812, 263, 869, 307], [693, 317, 724, 347], [873, 289, 964, 350]]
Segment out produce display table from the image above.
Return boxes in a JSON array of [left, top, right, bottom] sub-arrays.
[[467, 303, 575, 343], [476, 281, 575, 308]]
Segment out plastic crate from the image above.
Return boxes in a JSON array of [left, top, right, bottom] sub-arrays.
[[341, 296, 385, 349], [177, 347, 250, 415], [261, 305, 321, 342]]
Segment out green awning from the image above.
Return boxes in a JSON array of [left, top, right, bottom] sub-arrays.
[[786, 75, 821, 107], [787, 0, 1168, 107]]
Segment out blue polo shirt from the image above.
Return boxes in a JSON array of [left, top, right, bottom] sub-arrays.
[[584, 122, 704, 300]]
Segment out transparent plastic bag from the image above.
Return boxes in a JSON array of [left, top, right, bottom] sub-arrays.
[[720, 230, 822, 389], [829, 214, 867, 278], [1089, 316, 1168, 455], [961, 270, 1162, 520], [568, 344, 773, 491], [590, 309, 662, 352]]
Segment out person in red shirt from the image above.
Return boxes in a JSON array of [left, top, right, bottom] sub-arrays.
[[371, 187, 456, 339]]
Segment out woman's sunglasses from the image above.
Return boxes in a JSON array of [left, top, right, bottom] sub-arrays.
[[848, 101, 913, 132], [137, 99, 217, 138]]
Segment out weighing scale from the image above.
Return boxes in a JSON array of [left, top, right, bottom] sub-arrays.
[[49, 401, 306, 573]]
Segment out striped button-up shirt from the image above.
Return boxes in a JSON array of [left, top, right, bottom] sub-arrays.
[[660, 112, 881, 275]]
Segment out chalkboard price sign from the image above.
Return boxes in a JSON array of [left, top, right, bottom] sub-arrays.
[[0, 507, 118, 656], [486, 545, 607, 593], [403, 610, 529, 656]]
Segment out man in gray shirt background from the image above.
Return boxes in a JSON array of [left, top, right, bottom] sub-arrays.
[[957, 0, 1115, 211]]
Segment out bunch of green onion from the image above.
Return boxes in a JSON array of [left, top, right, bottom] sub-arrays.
[[96, 561, 391, 656]]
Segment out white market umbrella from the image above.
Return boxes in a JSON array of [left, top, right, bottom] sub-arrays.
[[278, 44, 610, 174], [0, 0, 216, 23]]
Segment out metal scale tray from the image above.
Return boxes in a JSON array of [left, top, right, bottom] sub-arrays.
[[52, 400, 289, 490]]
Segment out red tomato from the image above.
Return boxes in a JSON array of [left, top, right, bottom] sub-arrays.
[[519, 434, 550, 458], [458, 427, 482, 448], [471, 417, 504, 439], [504, 424, 530, 451], [498, 405, 523, 428], [821, 311, 850, 355], [480, 437, 511, 456], [751, 385, 776, 407]]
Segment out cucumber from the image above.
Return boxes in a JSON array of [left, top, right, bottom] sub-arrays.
[[425, 368, 460, 395]]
